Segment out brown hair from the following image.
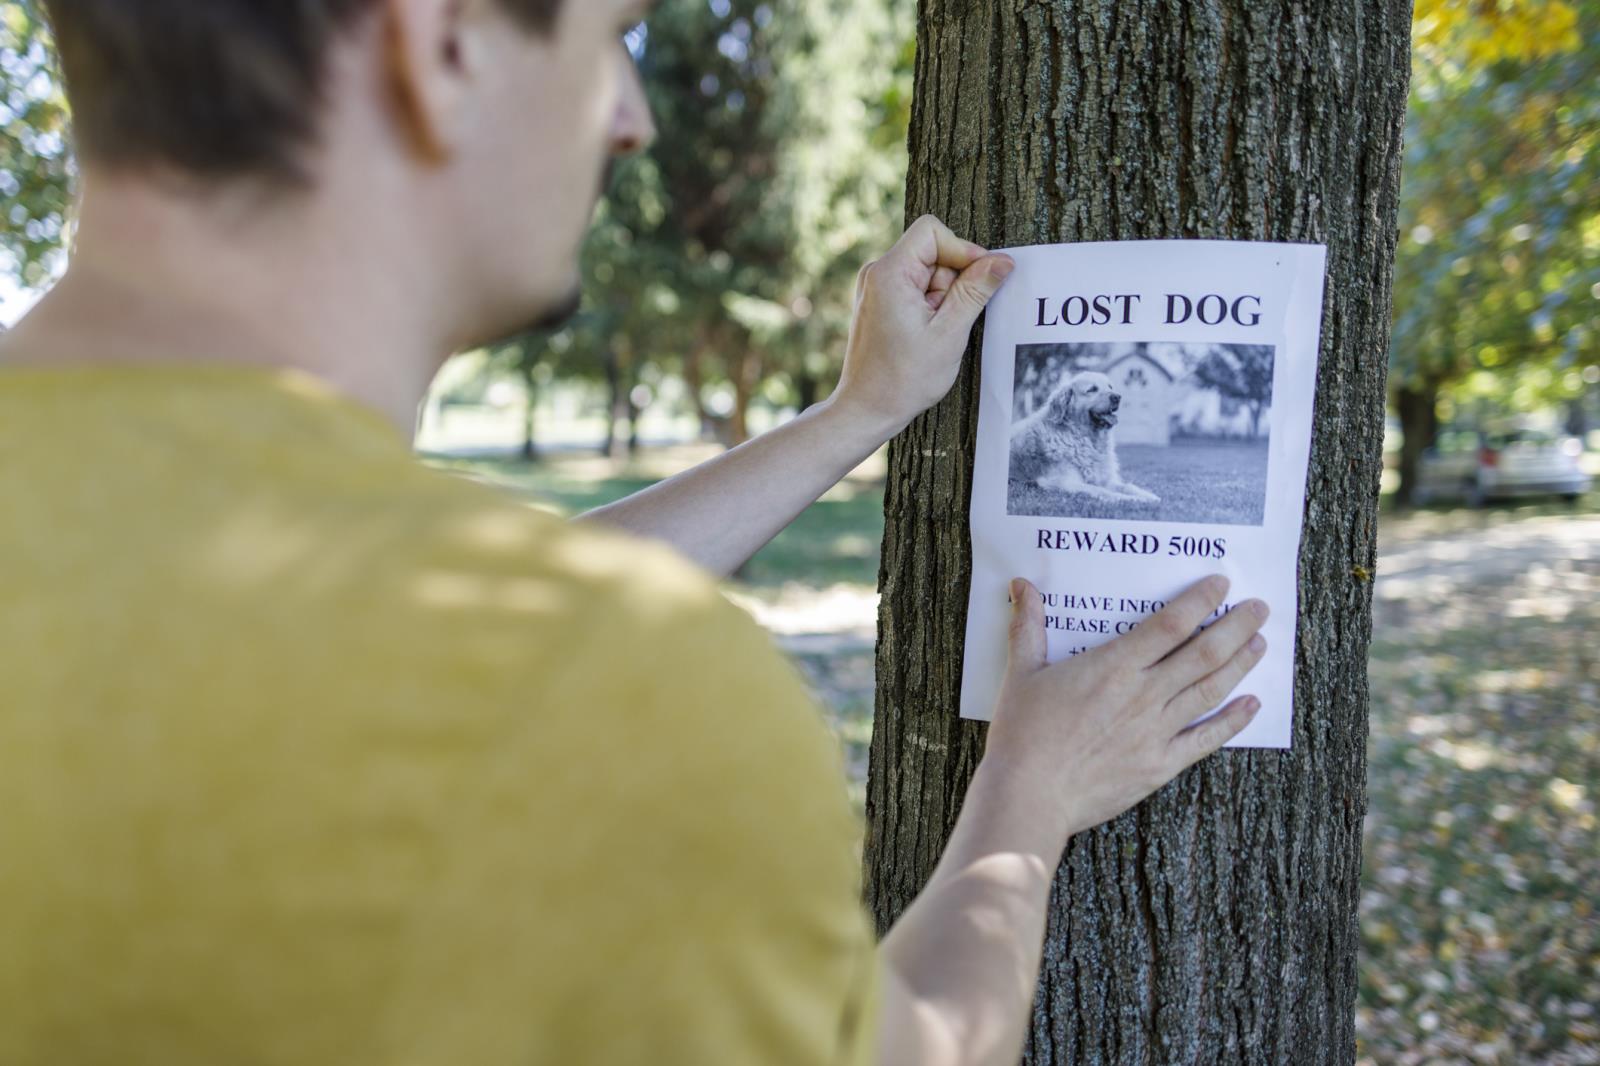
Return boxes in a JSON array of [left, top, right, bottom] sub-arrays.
[[41, 0, 565, 181]]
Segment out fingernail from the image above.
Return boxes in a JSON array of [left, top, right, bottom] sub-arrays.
[[1009, 578, 1025, 604], [1250, 599, 1270, 620], [990, 256, 1015, 280], [1248, 633, 1267, 653], [1207, 574, 1230, 596], [1244, 697, 1262, 716]]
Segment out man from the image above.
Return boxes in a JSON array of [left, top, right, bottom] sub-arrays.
[[0, 2, 1268, 1063]]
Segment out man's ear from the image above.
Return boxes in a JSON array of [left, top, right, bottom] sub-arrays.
[[381, 0, 478, 163]]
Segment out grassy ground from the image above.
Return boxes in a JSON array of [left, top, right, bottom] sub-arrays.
[[427, 447, 886, 589], [1008, 438, 1271, 525], [442, 449, 1600, 1065]]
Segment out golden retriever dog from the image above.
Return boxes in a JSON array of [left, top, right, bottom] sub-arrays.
[[1009, 371, 1161, 504]]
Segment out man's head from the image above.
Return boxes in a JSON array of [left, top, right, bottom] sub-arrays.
[[43, 0, 656, 345]]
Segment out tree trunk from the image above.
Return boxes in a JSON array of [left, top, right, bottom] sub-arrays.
[[1564, 395, 1588, 440], [728, 346, 764, 447], [602, 348, 622, 458], [682, 338, 722, 443], [864, 4, 1410, 1064], [796, 369, 820, 412], [1393, 382, 1439, 509], [520, 365, 539, 463]]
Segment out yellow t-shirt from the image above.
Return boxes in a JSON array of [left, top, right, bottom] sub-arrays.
[[0, 364, 878, 1065]]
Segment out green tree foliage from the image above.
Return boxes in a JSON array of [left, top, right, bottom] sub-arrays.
[[564, 0, 913, 445], [1390, 0, 1599, 502], [0, 0, 71, 295]]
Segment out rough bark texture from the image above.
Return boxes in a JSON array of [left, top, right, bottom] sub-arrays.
[[863, 3, 1412, 1063]]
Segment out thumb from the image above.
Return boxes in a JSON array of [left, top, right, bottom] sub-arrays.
[[1006, 578, 1046, 673], [933, 254, 1014, 335]]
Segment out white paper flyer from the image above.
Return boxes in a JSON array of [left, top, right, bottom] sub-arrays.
[[959, 240, 1328, 748]]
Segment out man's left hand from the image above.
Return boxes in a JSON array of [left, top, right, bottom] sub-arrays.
[[828, 214, 1015, 439]]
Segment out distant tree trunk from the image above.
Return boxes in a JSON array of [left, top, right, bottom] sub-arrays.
[[796, 369, 820, 412], [602, 348, 622, 457], [1565, 395, 1589, 440], [1394, 382, 1440, 508], [728, 346, 764, 447], [864, 4, 1410, 1064], [683, 338, 722, 442], [520, 363, 539, 462]]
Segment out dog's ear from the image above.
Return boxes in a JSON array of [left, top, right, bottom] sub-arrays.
[[1048, 380, 1077, 422]]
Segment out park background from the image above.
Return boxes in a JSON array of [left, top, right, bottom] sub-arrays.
[[2, 0, 1597, 1062]]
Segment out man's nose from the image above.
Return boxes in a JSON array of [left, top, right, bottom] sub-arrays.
[[1110, 393, 1121, 410], [612, 55, 658, 158], [612, 107, 656, 157]]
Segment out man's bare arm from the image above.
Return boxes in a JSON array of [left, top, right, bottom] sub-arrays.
[[579, 216, 1014, 578], [875, 577, 1270, 1066]]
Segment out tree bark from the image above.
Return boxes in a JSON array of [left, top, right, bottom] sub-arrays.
[[863, 3, 1411, 1064], [1393, 382, 1439, 509]]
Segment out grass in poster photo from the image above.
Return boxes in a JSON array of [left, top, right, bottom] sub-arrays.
[[1007, 341, 1275, 526]]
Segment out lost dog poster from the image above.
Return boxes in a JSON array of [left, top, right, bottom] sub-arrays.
[[961, 240, 1328, 748]]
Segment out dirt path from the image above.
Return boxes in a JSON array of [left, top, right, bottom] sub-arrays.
[[1374, 512, 1600, 619]]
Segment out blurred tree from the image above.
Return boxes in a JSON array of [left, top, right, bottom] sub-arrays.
[[486, 336, 551, 461], [864, 2, 1410, 1062], [1389, 0, 1598, 504], [0, 0, 71, 301], [577, 0, 912, 446], [1193, 345, 1275, 438]]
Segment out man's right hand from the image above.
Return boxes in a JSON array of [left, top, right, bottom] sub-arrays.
[[876, 575, 1267, 1066], [982, 575, 1269, 845]]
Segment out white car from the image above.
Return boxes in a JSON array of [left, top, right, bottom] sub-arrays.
[[1415, 428, 1592, 507]]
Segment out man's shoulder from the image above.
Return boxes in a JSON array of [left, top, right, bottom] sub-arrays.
[[334, 466, 802, 704], [351, 465, 739, 632]]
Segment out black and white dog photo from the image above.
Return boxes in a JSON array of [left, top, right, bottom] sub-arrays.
[[1007, 342, 1277, 526], [1009, 370, 1161, 505]]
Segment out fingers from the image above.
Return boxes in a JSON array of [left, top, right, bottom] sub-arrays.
[[1152, 598, 1269, 692], [1167, 696, 1260, 771], [890, 214, 988, 273], [925, 266, 960, 310], [1160, 630, 1267, 728], [931, 255, 1015, 333], [1113, 575, 1231, 667], [1006, 578, 1046, 674], [854, 259, 877, 304]]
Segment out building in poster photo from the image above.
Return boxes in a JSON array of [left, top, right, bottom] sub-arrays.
[[1007, 341, 1276, 526]]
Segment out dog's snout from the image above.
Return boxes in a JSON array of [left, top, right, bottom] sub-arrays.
[[1109, 393, 1122, 410]]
